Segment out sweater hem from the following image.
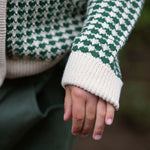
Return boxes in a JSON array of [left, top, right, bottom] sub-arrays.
[[6, 54, 66, 78], [0, 0, 7, 88]]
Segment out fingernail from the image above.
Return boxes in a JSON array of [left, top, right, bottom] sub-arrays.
[[63, 113, 66, 120], [94, 135, 102, 140], [107, 119, 112, 125]]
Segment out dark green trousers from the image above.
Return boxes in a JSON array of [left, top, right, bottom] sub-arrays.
[[0, 56, 75, 150]]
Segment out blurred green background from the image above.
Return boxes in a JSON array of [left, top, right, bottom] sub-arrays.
[[74, 1, 150, 150], [119, 0, 150, 129]]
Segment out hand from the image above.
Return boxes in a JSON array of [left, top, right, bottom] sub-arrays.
[[63, 85, 115, 140]]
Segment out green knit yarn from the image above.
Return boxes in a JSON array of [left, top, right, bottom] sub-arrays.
[[6, 0, 87, 60], [6, 0, 144, 79]]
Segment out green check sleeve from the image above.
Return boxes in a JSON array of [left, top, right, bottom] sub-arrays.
[[61, 0, 145, 110]]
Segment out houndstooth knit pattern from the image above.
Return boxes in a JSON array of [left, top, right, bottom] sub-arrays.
[[6, 0, 144, 79], [6, 0, 87, 60], [71, 0, 144, 78]]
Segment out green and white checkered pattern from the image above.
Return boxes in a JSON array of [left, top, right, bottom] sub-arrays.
[[71, 0, 144, 78], [6, 0, 87, 60], [6, 0, 144, 79]]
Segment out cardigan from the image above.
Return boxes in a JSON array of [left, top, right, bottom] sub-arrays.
[[0, 0, 144, 110]]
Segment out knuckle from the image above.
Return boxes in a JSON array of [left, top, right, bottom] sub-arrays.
[[73, 106, 82, 113], [87, 116, 95, 123], [74, 114, 84, 122], [72, 87, 86, 99], [87, 108, 96, 116]]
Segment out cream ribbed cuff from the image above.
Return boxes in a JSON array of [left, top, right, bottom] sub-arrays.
[[0, 0, 7, 86], [61, 51, 123, 110]]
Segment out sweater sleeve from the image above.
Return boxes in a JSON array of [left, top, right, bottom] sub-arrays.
[[61, 0, 145, 110]]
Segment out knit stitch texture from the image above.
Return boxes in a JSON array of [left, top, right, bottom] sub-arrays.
[[6, 0, 87, 60], [6, 0, 144, 79], [4, 0, 145, 109]]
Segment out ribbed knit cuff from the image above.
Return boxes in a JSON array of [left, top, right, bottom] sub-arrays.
[[61, 51, 123, 110]]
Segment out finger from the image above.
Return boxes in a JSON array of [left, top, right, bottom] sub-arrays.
[[79, 94, 97, 137], [93, 99, 106, 140], [64, 86, 72, 121], [71, 87, 86, 135], [105, 102, 115, 125]]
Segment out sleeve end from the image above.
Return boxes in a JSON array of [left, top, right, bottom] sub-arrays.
[[61, 51, 123, 110]]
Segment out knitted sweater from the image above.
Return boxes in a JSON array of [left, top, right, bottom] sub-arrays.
[[0, 0, 144, 110]]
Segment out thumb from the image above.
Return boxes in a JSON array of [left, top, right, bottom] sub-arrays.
[[64, 86, 72, 121]]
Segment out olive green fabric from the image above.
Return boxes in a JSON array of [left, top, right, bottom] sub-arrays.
[[0, 55, 75, 150]]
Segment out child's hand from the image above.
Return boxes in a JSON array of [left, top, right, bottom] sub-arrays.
[[63, 85, 115, 140]]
